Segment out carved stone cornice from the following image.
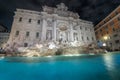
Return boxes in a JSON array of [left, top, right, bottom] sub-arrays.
[[42, 3, 79, 19]]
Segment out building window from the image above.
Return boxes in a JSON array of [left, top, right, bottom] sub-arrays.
[[105, 26, 108, 31], [37, 20, 40, 24], [87, 37, 89, 41], [15, 31, 19, 36], [24, 43, 28, 47], [114, 34, 118, 37], [110, 21, 114, 26], [115, 11, 118, 15], [109, 17, 111, 19], [110, 43, 112, 47], [113, 28, 115, 32], [36, 32, 39, 38], [100, 29, 102, 32], [81, 36, 84, 41], [29, 19, 32, 23], [104, 21, 106, 24], [99, 25, 101, 27], [26, 32, 30, 37], [107, 31, 109, 34], [115, 40, 119, 44], [92, 37, 94, 41], [118, 17, 120, 21], [19, 17, 22, 22], [80, 26, 82, 30]]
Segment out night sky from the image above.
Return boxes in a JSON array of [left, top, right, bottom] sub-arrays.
[[0, 0, 120, 30]]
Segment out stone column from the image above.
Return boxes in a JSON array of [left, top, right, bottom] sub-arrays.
[[68, 31, 70, 42], [78, 27, 81, 41], [56, 29, 59, 41], [41, 18, 47, 42], [53, 18, 57, 41], [69, 22, 74, 42]]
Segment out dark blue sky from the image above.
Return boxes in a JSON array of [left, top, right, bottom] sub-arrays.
[[0, 0, 120, 30]]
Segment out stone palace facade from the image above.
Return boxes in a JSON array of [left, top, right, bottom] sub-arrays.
[[8, 3, 96, 47]]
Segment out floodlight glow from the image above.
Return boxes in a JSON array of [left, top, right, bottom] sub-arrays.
[[103, 43, 106, 46], [49, 43, 56, 49]]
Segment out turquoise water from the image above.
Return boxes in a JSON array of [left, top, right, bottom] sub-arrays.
[[0, 52, 120, 80]]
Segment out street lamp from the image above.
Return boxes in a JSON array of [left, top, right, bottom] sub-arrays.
[[103, 35, 110, 50], [103, 36, 108, 40]]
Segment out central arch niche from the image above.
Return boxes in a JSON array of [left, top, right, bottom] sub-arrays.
[[57, 23, 69, 42]]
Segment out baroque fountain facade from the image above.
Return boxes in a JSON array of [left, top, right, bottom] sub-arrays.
[[5, 3, 97, 57]]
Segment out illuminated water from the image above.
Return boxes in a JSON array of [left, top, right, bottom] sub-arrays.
[[0, 52, 120, 80]]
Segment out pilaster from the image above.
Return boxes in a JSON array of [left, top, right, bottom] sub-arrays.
[[41, 18, 47, 41], [69, 21, 74, 41], [53, 18, 57, 41]]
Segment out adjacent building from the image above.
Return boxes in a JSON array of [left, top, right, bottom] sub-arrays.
[[95, 5, 120, 50], [8, 3, 96, 48], [0, 24, 9, 48], [0, 24, 8, 32], [108, 29, 120, 50]]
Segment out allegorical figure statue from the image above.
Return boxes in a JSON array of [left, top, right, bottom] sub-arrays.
[[46, 30, 52, 40], [59, 31, 67, 42]]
